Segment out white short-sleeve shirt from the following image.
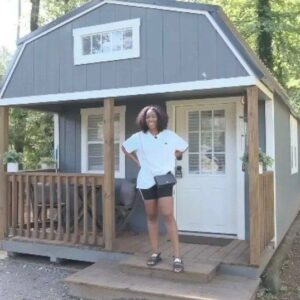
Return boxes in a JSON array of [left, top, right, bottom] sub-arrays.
[[122, 129, 188, 189]]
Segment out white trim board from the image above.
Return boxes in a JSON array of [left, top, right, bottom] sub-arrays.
[[0, 0, 256, 99], [0, 76, 258, 106]]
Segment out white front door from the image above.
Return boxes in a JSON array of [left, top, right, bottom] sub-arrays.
[[175, 103, 237, 235]]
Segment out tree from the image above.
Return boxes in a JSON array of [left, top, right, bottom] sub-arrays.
[[30, 0, 40, 31], [256, 0, 273, 70]]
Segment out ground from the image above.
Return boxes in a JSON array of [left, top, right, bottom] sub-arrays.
[[0, 251, 83, 300], [256, 230, 300, 300]]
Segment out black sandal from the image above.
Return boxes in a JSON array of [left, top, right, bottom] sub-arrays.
[[173, 257, 184, 273], [147, 252, 162, 266]]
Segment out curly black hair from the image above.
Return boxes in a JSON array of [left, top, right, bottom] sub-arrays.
[[136, 105, 168, 133]]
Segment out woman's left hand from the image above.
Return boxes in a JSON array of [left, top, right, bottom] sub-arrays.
[[175, 150, 183, 160]]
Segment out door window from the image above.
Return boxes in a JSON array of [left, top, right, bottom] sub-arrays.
[[188, 109, 226, 174]]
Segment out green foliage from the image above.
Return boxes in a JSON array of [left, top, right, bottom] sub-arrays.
[[241, 149, 274, 169], [198, 0, 300, 111], [23, 112, 54, 169], [9, 108, 28, 153], [39, 156, 56, 165], [39, 0, 89, 25], [2, 146, 23, 164]]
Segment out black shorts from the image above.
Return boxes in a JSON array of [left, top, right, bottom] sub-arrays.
[[139, 184, 173, 200]]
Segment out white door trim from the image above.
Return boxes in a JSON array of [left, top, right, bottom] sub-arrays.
[[166, 96, 245, 240]]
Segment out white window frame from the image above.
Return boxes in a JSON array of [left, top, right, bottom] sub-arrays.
[[73, 18, 140, 65], [290, 114, 298, 174], [81, 106, 126, 178]]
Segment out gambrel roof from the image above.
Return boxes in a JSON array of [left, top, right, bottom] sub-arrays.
[[0, 0, 292, 112]]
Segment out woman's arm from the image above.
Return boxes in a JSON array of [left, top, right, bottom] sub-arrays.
[[122, 146, 140, 167]]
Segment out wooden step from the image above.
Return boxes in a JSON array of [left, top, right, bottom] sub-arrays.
[[120, 255, 218, 283], [65, 260, 260, 300]]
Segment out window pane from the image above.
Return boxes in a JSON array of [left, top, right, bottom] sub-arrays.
[[112, 30, 123, 51], [87, 113, 121, 172], [92, 34, 101, 54], [188, 111, 199, 131], [201, 131, 212, 152], [88, 144, 103, 170], [214, 110, 225, 130], [214, 131, 225, 152], [201, 154, 212, 173], [213, 154, 225, 173], [123, 29, 133, 50], [102, 32, 111, 53], [201, 111, 212, 131], [88, 115, 103, 141], [88, 129, 102, 142], [188, 132, 199, 153], [82, 36, 91, 55], [189, 154, 199, 173]]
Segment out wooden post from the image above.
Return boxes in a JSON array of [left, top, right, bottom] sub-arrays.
[[0, 107, 9, 239], [103, 98, 115, 250], [247, 87, 261, 266]]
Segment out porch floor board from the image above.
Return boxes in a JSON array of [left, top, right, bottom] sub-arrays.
[[113, 232, 250, 266]]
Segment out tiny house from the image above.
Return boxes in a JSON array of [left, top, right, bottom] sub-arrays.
[[0, 0, 299, 299]]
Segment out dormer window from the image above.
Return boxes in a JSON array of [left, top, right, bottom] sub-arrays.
[[73, 19, 140, 65]]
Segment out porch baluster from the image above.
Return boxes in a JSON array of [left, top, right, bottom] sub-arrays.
[[41, 175, 46, 239], [65, 176, 70, 242], [73, 176, 79, 244], [18, 175, 24, 236]]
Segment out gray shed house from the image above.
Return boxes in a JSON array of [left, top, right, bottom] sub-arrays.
[[0, 0, 299, 299]]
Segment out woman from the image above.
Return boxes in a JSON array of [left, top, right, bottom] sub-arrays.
[[122, 105, 188, 273]]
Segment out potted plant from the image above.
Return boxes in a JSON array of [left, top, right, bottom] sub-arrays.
[[241, 149, 274, 173], [39, 157, 57, 170], [2, 147, 23, 172]]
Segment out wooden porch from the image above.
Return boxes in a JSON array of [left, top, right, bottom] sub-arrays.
[[0, 88, 275, 267]]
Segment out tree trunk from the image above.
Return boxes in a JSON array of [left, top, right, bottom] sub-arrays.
[[256, 0, 273, 70], [30, 0, 40, 32]]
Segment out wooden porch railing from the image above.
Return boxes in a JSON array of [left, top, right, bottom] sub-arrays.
[[258, 171, 275, 254], [6, 172, 104, 246]]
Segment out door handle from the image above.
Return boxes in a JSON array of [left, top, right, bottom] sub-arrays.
[[175, 166, 183, 178]]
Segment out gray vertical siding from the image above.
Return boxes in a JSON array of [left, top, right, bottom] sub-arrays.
[[59, 109, 81, 172], [274, 96, 300, 245], [4, 3, 248, 98], [259, 101, 266, 152]]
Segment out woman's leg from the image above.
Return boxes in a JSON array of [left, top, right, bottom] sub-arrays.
[[158, 196, 180, 258], [144, 199, 160, 253]]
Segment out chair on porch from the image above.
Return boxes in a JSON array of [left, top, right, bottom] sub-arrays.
[[115, 178, 138, 235], [71, 178, 138, 236], [29, 182, 66, 230]]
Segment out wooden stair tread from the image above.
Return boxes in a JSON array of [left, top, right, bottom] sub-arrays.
[[120, 255, 219, 283], [65, 260, 260, 300]]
